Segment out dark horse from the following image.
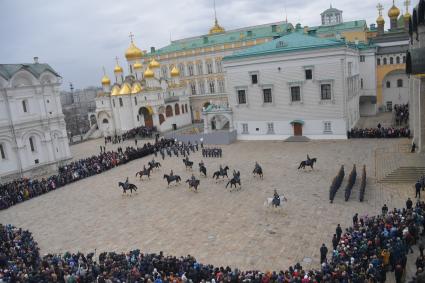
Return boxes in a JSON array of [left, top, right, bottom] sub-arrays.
[[226, 171, 241, 190], [148, 160, 161, 170], [298, 158, 317, 170], [212, 166, 229, 180], [253, 165, 263, 179], [183, 159, 194, 170], [118, 182, 138, 194], [163, 174, 181, 186], [186, 179, 200, 191], [136, 167, 151, 180], [199, 163, 207, 177]]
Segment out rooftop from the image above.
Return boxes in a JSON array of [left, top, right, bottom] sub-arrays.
[[308, 20, 367, 33], [224, 32, 347, 60], [0, 63, 60, 81], [149, 21, 294, 56]]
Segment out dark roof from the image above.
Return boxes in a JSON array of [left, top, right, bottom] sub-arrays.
[[377, 45, 409, 55], [0, 64, 60, 81], [371, 31, 409, 44]]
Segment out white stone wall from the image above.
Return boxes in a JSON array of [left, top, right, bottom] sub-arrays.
[[0, 67, 72, 179], [359, 49, 377, 116], [224, 47, 360, 139], [382, 71, 410, 107]]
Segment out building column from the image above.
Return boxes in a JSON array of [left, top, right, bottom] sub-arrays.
[[419, 78, 425, 152]]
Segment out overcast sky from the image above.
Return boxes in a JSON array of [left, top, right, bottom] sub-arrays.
[[0, 0, 407, 90]]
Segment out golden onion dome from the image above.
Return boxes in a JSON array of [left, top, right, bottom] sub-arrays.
[[170, 66, 180, 77], [144, 67, 155, 78], [404, 11, 411, 19], [131, 82, 143, 94], [101, 75, 111, 85], [119, 83, 131, 95], [388, 5, 400, 18], [111, 85, 120, 96], [149, 58, 160, 69], [125, 42, 143, 61], [114, 64, 123, 73], [209, 19, 225, 35], [134, 61, 143, 69], [376, 15, 385, 24]]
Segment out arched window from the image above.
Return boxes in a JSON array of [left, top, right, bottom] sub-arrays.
[[377, 58, 381, 65], [383, 58, 387, 65], [390, 57, 394, 64], [185, 104, 188, 113], [396, 56, 400, 64], [174, 103, 180, 115], [22, 100, 28, 113], [29, 136, 36, 152], [166, 105, 173, 117], [181, 104, 185, 114], [397, 79, 403, 88], [159, 114, 165, 125], [360, 78, 364, 89], [0, 143, 5, 159], [102, 119, 109, 124], [386, 81, 391, 88]]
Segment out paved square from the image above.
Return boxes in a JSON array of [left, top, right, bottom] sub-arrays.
[[0, 138, 412, 271]]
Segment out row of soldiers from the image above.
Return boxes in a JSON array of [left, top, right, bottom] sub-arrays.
[[155, 141, 199, 160], [202, 147, 222, 158]]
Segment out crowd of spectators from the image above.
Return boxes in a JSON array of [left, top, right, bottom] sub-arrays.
[[104, 126, 157, 145], [0, 138, 174, 210], [2, 199, 425, 282], [348, 127, 410, 138], [394, 104, 409, 126]]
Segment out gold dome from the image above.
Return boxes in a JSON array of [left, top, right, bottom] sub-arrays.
[[170, 66, 180, 77], [114, 64, 123, 73], [209, 19, 225, 35], [125, 42, 143, 61], [101, 75, 111, 85], [134, 61, 143, 69], [149, 58, 160, 69], [111, 85, 120, 96], [131, 82, 143, 94], [388, 5, 400, 18], [377, 15, 385, 24], [119, 83, 131, 95], [404, 12, 411, 19], [144, 67, 154, 78]]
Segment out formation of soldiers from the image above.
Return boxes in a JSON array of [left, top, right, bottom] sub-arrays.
[[202, 147, 222, 158], [154, 141, 199, 160]]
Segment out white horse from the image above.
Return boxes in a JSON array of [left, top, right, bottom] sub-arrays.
[[264, 196, 288, 207]]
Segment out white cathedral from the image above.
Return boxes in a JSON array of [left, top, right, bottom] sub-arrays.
[[95, 37, 192, 137], [0, 59, 72, 180]]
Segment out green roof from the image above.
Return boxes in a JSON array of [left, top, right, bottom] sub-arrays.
[[224, 32, 346, 60], [0, 63, 60, 80], [308, 20, 367, 34], [150, 22, 294, 55]]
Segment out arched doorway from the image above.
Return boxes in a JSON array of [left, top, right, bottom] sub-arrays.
[[290, 120, 304, 136], [166, 105, 173, 117], [159, 114, 165, 125], [174, 103, 180, 115], [90, 114, 97, 126], [210, 114, 230, 131], [139, 107, 153, 128]]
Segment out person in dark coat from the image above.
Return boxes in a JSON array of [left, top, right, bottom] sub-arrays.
[[336, 224, 342, 242], [332, 234, 338, 251], [407, 197, 413, 209], [416, 181, 422, 199], [320, 244, 328, 264]]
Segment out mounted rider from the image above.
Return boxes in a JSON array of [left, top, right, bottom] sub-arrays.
[[219, 164, 224, 175], [272, 189, 280, 207], [191, 173, 196, 183], [170, 169, 174, 177], [124, 177, 129, 190], [199, 160, 204, 168]]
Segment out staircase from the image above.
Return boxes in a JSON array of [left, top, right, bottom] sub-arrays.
[[380, 166, 425, 183], [83, 123, 99, 140]]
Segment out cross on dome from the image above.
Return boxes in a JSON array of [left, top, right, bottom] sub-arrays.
[[377, 3, 384, 16], [129, 32, 135, 43]]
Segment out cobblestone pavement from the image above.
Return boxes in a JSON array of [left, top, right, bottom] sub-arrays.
[[0, 138, 415, 272]]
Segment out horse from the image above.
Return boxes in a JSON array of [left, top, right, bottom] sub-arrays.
[[148, 161, 161, 170], [226, 171, 241, 191], [186, 179, 200, 192], [183, 159, 193, 170], [264, 195, 288, 208], [298, 158, 317, 170], [253, 165, 263, 179], [136, 167, 151, 180], [212, 166, 229, 180], [118, 182, 138, 195], [163, 174, 181, 186], [199, 163, 207, 177]]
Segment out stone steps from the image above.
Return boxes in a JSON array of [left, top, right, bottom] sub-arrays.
[[380, 166, 425, 183]]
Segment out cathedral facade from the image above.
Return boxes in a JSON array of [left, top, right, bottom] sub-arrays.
[[95, 39, 191, 137], [0, 60, 72, 180]]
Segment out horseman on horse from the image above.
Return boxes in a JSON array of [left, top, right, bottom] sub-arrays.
[[199, 160, 207, 177], [253, 161, 263, 179], [298, 154, 317, 170], [272, 189, 280, 207]]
